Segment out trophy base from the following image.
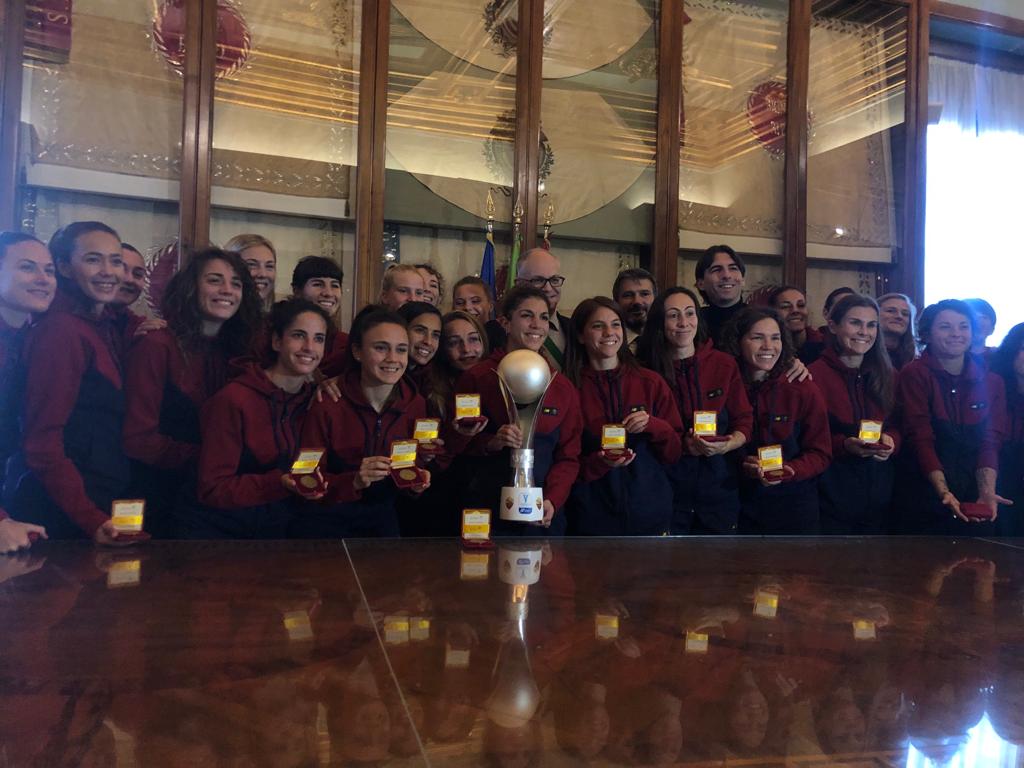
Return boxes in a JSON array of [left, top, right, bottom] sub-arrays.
[[500, 486, 545, 522]]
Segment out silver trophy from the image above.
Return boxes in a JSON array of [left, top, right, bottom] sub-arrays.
[[495, 350, 554, 522]]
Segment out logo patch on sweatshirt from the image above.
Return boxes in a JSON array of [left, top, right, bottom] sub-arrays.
[[771, 415, 790, 423], [628, 404, 648, 414], [542, 406, 559, 416], [969, 402, 987, 410], [706, 388, 724, 399]]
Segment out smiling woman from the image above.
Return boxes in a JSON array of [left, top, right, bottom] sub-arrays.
[[122, 248, 263, 536], [4, 221, 136, 543], [894, 299, 1010, 534]]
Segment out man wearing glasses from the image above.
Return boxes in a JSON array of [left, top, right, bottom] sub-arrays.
[[515, 248, 572, 372]]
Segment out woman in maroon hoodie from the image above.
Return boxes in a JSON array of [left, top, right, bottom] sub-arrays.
[[297, 308, 430, 538], [5, 221, 132, 543], [451, 285, 582, 535], [186, 299, 330, 538], [877, 293, 918, 371], [809, 295, 899, 534], [398, 301, 443, 413], [894, 299, 1009, 534], [564, 297, 682, 535], [720, 307, 831, 534], [0, 232, 55, 552], [638, 287, 752, 534], [122, 248, 262, 536], [992, 323, 1024, 536]]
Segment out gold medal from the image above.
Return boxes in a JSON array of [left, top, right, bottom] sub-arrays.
[[299, 475, 319, 489], [399, 468, 418, 481]]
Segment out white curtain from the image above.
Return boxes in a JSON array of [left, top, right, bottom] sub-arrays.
[[928, 56, 1024, 134], [925, 56, 1024, 345]]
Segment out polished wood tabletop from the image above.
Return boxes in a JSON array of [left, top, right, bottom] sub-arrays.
[[2, 537, 1024, 767]]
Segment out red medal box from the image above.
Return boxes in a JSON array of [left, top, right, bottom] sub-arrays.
[[414, 418, 444, 456], [390, 440, 427, 489], [961, 502, 995, 521], [289, 449, 327, 496], [455, 394, 485, 429]]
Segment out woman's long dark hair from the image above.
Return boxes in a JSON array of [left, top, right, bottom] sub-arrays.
[[432, 310, 489, 420], [719, 306, 795, 380], [565, 296, 637, 387], [993, 322, 1024, 396], [161, 247, 263, 360], [265, 298, 331, 366], [827, 294, 895, 412], [637, 286, 708, 383]]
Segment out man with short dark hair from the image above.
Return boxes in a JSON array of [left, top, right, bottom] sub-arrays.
[[613, 267, 657, 353], [695, 244, 746, 344]]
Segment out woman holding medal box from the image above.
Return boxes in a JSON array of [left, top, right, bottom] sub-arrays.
[[122, 248, 262, 537], [564, 297, 683, 535], [5, 222, 137, 543], [297, 308, 430, 538], [450, 286, 582, 535], [808, 295, 900, 534], [894, 299, 1009, 534], [638, 287, 753, 535], [189, 299, 329, 538], [0, 232, 55, 552], [720, 307, 831, 535]]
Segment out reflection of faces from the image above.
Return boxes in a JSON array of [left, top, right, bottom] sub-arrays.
[[645, 703, 684, 765], [729, 687, 769, 749], [822, 699, 867, 755], [338, 695, 391, 762], [563, 701, 610, 759], [390, 695, 425, 757], [484, 721, 542, 768]]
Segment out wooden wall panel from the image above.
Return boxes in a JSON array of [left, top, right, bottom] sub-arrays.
[[653, 0, 684, 292], [0, 0, 26, 231]]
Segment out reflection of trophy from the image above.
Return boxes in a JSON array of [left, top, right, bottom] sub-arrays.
[[496, 350, 554, 522], [486, 543, 544, 728]]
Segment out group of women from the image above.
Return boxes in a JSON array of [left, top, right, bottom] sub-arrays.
[[0, 220, 1022, 551]]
